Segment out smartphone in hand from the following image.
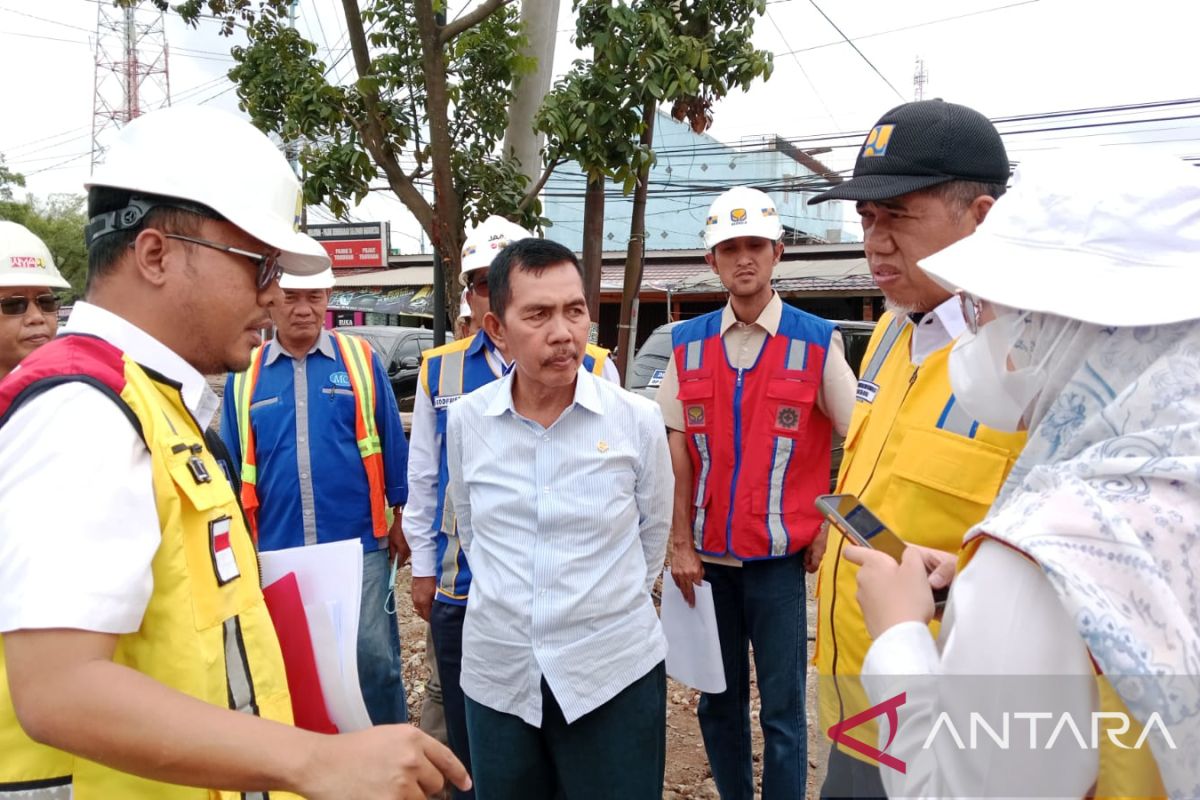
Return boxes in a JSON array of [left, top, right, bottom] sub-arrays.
[[815, 493, 949, 607]]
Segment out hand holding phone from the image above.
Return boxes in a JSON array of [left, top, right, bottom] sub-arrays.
[[815, 493, 950, 607]]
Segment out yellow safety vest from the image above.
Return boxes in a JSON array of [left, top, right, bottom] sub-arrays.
[[815, 312, 1027, 760], [0, 335, 298, 799]]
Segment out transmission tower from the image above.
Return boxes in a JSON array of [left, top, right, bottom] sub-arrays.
[[913, 57, 928, 102], [91, 2, 171, 170]]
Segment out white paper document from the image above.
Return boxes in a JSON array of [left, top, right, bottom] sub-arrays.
[[259, 539, 373, 732], [660, 568, 726, 693]]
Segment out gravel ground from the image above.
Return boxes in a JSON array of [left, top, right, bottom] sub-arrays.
[[393, 569, 829, 799]]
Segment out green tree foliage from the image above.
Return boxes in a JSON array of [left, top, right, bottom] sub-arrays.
[[537, 0, 773, 193], [0, 192, 89, 299], [0, 156, 25, 202]]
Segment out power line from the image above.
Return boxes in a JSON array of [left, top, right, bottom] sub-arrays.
[[806, 0, 905, 101]]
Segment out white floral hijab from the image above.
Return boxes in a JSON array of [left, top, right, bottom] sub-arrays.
[[968, 315, 1200, 796]]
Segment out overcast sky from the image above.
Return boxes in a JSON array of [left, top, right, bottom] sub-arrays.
[[3, 0, 1197, 250]]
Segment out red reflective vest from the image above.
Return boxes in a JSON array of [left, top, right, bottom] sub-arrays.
[[673, 306, 834, 559]]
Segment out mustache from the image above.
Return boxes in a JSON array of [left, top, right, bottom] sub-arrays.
[[540, 348, 579, 366]]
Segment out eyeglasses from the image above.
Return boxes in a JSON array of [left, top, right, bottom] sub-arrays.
[[957, 290, 985, 335], [164, 233, 284, 290], [466, 272, 489, 298], [0, 293, 60, 316]]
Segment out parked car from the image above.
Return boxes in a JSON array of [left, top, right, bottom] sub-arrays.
[[338, 325, 434, 412], [628, 318, 877, 487]]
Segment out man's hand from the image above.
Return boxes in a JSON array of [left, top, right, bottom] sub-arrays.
[[910, 543, 957, 592], [300, 724, 471, 800], [411, 576, 435, 622], [388, 509, 410, 566], [670, 542, 705, 608], [804, 523, 829, 573]]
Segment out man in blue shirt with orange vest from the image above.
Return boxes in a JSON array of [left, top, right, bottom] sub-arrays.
[[221, 266, 410, 726], [656, 186, 856, 800]]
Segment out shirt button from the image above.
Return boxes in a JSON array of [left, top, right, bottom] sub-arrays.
[[543, 435, 549, 442], [543, 486, 550, 494], [300, 472, 309, 480], [304, 509, 313, 516], [538, 589, 547, 597]]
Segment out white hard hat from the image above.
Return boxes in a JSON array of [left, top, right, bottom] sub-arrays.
[[279, 267, 335, 290], [459, 287, 471, 318], [85, 106, 330, 277], [918, 150, 1200, 328], [0, 221, 70, 289], [703, 186, 783, 250], [459, 215, 531, 284]]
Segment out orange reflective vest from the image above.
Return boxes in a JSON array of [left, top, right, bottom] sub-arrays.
[[232, 331, 388, 541]]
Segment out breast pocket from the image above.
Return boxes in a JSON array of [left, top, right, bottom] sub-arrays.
[[888, 427, 1012, 551], [677, 377, 714, 432], [165, 440, 260, 631], [766, 377, 817, 438]]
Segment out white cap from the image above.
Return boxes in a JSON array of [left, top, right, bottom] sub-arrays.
[[460, 215, 532, 284], [86, 106, 330, 277], [918, 150, 1200, 327], [0, 221, 70, 289], [459, 287, 471, 318], [279, 267, 335, 290], [703, 186, 783, 249]]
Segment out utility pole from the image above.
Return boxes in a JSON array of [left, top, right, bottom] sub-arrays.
[[503, 0, 560, 185], [432, 3, 448, 347], [913, 57, 928, 101], [92, 1, 171, 169]]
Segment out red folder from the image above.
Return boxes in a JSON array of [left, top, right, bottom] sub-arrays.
[[262, 572, 339, 734]]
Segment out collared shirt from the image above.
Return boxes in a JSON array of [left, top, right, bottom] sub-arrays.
[[0, 302, 215, 635], [909, 294, 967, 366], [446, 367, 672, 726], [220, 329, 408, 552], [655, 292, 856, 436], [404, 332, 624, 578]]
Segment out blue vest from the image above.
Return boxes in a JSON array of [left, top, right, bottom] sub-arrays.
[[423, 333, 609, 605]]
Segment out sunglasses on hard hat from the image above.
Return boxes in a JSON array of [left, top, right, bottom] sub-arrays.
[[0, 293, 60, 316], [466, 272, 489, 298], [163, 233, 284, 290]]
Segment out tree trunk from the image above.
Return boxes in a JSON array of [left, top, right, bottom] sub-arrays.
[[413, 0, 464, 319], [503, 0, 559, 185], [582, 173, 605, 329], [615, 101, 656, 385]]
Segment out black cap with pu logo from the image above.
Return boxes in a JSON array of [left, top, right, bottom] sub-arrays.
[[809, 99, 1010, 204]]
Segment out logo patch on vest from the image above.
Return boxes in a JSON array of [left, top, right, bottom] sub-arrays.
[[329, 371, 352, 388], [209, 516, 240, 585], [776, 405, 801, 431], [686, 404, 705, 426], [857, 379, 880, 404], [434, 394, 462, 409]]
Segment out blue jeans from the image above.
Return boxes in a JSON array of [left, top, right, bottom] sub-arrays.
[[358, 547, 407, 725], [430, 599, 473, 800], [464, 662, 665, 800], [698, 554, 807, 800]]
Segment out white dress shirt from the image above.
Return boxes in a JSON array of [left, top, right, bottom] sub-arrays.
[[0, 302, 219, 635], [860, 539, 1098, 799], [446, 366, 672, 726], [908, 294, 968, 366], [405, 335, 621, 578]]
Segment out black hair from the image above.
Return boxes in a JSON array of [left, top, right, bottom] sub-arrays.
[[85, 187, 219, 293], [487, 238, 583, 320]]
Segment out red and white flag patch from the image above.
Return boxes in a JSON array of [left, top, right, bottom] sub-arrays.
[[209, 516, 240, 585]]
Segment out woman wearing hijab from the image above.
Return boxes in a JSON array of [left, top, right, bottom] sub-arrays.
[[844, 152, 1200, 799]]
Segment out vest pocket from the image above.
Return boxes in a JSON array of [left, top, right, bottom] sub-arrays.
[[677, 377, 713, 431], [765, 378, 816, 438]]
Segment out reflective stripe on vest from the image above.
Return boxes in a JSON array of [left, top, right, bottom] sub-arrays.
[[234, 332, 389, 541], [859, 315, 908, 384]]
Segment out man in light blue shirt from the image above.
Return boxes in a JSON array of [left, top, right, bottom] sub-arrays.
[[445, 238, 673, 800], [221, 267, 410, 726]]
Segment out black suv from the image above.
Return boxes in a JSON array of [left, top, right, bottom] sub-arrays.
[[338, 325, 434, 412], [628, 318, 876, 486]]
